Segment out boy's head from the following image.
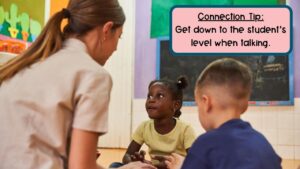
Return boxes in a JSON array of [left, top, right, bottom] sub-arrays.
[[194, 58, 252, 131]]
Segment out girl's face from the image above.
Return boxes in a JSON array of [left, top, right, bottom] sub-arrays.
[[145, 82, 175, 119]]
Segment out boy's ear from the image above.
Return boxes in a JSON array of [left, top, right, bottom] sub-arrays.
[[201, 94, 212, 114]]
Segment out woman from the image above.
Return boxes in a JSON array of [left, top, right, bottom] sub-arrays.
[[0, 0, 155, 169]]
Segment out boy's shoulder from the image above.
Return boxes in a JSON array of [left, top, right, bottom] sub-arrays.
[[193, 119, 267, 148], [194, 127, 223, 146], [193, 119, 242, 144]]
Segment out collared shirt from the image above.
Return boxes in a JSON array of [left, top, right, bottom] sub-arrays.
[[0, 38, 112, 169]]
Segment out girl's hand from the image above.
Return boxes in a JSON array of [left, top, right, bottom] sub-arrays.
[[151, 155, 167, 169], [130, 150, 146, 162], [118, 161, 157, 169], [163, 153, 184, 169]]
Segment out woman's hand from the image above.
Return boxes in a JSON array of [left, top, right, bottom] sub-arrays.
[[163, 153, 184, 169], [118, 161, 157, 169], [151, 155, 167, 169]]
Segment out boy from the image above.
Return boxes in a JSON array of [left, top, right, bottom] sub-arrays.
[[165, 58, 282, 169]]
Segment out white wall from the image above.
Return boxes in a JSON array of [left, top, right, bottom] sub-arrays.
[[132, 98, 300, 160], [99, 0, 135, 148]]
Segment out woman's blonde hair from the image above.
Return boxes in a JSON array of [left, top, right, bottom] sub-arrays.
[[0, 0, 125, 84]]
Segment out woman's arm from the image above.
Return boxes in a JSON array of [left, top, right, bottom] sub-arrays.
[[122, 140, 142, 164], [68, 128, 104, 169], [69, 129, 156, 169]]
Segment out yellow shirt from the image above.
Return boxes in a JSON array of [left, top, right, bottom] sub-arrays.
[[132, 118, 196, 157]]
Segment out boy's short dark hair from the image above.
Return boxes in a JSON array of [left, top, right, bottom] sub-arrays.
[[196, 58, 253, 100]]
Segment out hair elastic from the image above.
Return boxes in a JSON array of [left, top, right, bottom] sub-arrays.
[[62, 8, 71, 18]]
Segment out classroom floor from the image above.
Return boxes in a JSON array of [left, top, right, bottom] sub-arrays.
[[97, 148, 300, 169]]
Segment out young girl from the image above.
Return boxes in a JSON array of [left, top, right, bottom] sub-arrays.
[[118, 76, 196, 168]]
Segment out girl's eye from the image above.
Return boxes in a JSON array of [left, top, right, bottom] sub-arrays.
[[158, 94, 164, 98], [147, 95, 153, 99]]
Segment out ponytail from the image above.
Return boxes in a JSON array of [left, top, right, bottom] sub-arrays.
[[0, 10, 66, 84], [174, 76, 188, 118]]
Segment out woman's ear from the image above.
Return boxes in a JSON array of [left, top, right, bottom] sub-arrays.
[[102, 21, 114, 38]]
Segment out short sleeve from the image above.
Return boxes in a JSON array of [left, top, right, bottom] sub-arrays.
[[184, 125, 197, 149], [72, 69, 112, 134], [132, 122, 146, 145]]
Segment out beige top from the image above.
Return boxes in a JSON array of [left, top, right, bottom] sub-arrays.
[[0, 39, 112, 169]]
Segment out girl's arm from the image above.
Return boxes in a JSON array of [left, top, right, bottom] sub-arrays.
[[68, 128, 104, 169], [122, 140, 142, 164]]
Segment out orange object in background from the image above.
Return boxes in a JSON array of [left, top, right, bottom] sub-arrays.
[[50, 0, 68, 16], [51, 0, 69, 29], [0, 40, 26, 54]]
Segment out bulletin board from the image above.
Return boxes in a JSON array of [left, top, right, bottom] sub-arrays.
[[0, 0, 68, 56], [0, 1, 44, 54], [151, 0, 279, 38], [134, 0, 300, 100], [0, 1, 44, 42], [156, 39, 294, 106]]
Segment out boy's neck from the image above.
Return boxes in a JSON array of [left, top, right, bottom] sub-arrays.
[[211, 109, 241, 130]]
